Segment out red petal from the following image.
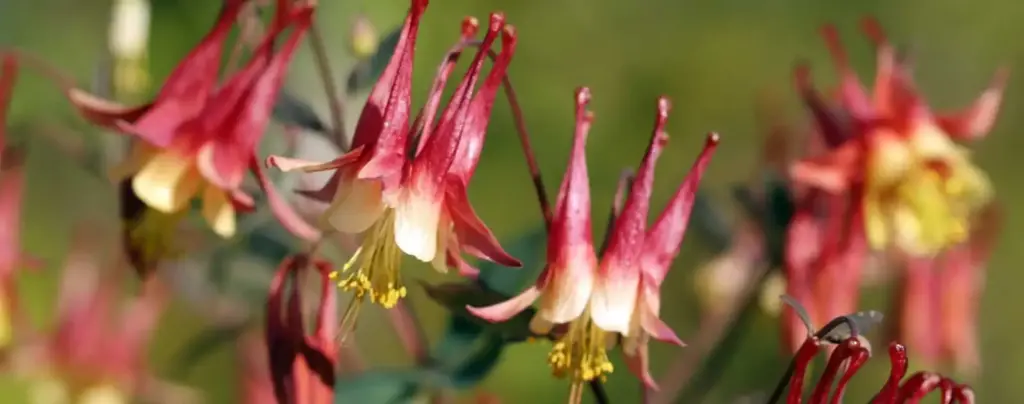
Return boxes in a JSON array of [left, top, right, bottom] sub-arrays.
[[266, 257, 300, 403], [445, 178, 521, 267], [415, 17, 481, 154], [352, 0, 428, 183], [446, 23, 517, 183], [128, 0, 245, 147], [789, 138, 861, 192], [787, 338, 823, 404], [410, 14, 503, 203], [641, 133, 719, 284], [819, 24, 874, 120], [935, 68, 1008, 141], [251, 155, 321, 241], [466, 285, 541, 323], [548, 88, 596, 270]]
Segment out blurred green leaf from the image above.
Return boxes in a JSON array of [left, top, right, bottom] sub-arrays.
[[345, 25, 401, 95], [171, 319, 252, 377], [477, 224, 547, 296], [334, 368, 441, 404], [447, 335, 506, 388], [273, 91, 327, 133], [430, 316, 486, 367], [422, 281, 536, 343], [243, 226, 296, 265], [690, 191, 733, 254]]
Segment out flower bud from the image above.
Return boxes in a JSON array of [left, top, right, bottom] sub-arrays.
[[349, 14, 379, 60], [108, 0, 152, 98]]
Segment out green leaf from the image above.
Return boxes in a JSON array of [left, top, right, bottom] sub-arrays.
[[430, 316, 485, 368], [272, 91, 327, 133], [421, 282, 536, 343], [171, 319, 252, 377], [345, 25, 401, 95], [334, 368, 442, 404], [477, 225, 547, 296], [446, 335, 506, 388]]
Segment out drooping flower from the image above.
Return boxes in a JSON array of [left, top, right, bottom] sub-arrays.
[[267, 3, 520, 320], [468, 89, 718, 396], [621, 103, 718, 389], [265, 255, 337, 404], [789, 18, 1006, 257], [889, 203, 1000, 378], [9, 234, 168, 404]]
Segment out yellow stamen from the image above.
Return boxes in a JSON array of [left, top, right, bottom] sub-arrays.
[[331, 210, 407, 337], [126, 207, 187, 268], [547, 309, 614, 402]]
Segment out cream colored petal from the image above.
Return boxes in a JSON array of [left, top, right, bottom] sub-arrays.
[[108, 142, 158, 183], [868, 133, 912, 189], [430, 219, 451, 273], [201, 185, 236, 238], [910, 123, 960, 160], [590, 269, 639, 336], [132, 151, 202, 213], [78, 385, 128, 404], [393, 189, 442, 263], [324, 177, 385, 234]]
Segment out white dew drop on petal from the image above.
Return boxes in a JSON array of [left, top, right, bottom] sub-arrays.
[[132, 151, 202, 213]]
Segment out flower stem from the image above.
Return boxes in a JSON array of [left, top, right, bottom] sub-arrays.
[[307, 20, 349, 151]]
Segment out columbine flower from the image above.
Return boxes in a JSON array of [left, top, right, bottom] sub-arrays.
[[621, 102, 718, 389], [10, 235, 167, 404], [265, 255, 336, 404], [267, 3, 519, 317], [890, 203, 999, 378], [468, 89, 718, 396], [58, 1, 317, 265], [789, 18, 1006, 257]]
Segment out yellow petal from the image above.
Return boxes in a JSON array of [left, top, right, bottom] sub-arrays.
[[868, 132, 912, 189], [132, 151, 201, 213], [108, 142, 158, 183], [78, 385, 127, 404], [201, 185, 236, 238], [863, 189, 890, 250]]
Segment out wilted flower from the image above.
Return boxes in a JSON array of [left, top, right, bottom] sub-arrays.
[[889, 203, 1000, 378], [267, 0, 520, 326], [265, 255, 336, 404], [468, 89, 718, 396], [789, 18, 1006, 257]]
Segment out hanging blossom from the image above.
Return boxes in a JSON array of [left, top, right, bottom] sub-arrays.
[[7, 235, 167, 404], [468, 89, 718, 397], [789, 18, 1006, 257], [776, 328, 975, 403], [45, 0, 318, 273], [264, 255, 337, 404], [267, 0, 520, 321], [889, 203, 1000, 378]]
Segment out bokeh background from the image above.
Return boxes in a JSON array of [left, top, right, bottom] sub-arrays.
[[2, 0, 1023, 402]]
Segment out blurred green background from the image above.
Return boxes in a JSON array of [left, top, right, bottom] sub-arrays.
[[3, 0, 1024, 402]]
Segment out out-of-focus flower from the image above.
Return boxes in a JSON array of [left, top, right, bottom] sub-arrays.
[[348, 14, 379, 60], [890, 203, 1000, 378], [265, 255, 336, 404], [11, 236, 167, 404], [0, 54, 42, 350], [108, 0, 152, 98], [468, 90, 718, 395], [238, 333, 278, 404], [53, 1, 319, 274], [267, 1, 520, 325], [789, 18, 1006, 257], [779, 337, 975, 404]]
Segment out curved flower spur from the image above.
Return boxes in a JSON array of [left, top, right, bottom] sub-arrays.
[[789, 18, 1006, 257], [467, 88, 718, 400], [267, 0, 521, 335]]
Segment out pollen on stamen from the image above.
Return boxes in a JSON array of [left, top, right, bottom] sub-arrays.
[[333, 211, 408, 309], [546, 313, 615, 386]]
